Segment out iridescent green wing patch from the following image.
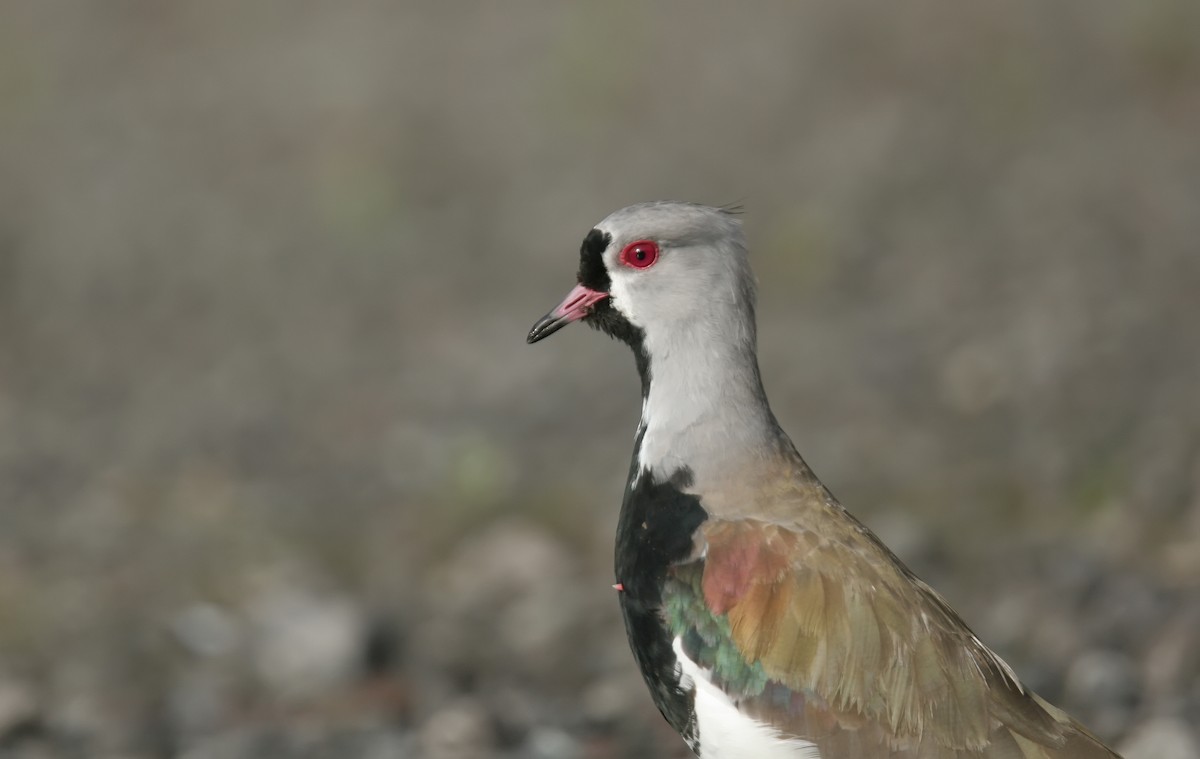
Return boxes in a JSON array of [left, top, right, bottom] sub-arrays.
[[664, 560, 770, 697]]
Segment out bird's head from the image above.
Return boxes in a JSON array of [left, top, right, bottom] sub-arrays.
[[526, 201, 756, 353]]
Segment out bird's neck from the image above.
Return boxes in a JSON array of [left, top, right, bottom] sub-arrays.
[[634, 321, 783, 486]]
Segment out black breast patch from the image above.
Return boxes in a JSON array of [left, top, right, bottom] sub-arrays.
[[614, 457, 708, 747]]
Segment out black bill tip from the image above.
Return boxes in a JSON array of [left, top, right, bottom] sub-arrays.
[[527, 312, 568, 344]]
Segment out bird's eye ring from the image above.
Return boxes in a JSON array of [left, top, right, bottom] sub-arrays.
[[619, 240, 659, 270]]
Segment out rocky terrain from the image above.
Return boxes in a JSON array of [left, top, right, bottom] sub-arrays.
[[0, 2, 1197, 758]]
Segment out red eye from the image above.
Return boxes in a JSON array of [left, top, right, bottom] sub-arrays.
[[619, 240, 659, 269]]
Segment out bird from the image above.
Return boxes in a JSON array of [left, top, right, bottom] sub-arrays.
[[526, 201, 1122, 759]]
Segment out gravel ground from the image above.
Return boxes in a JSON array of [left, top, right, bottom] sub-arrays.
[[1, 3, 1198, 758]]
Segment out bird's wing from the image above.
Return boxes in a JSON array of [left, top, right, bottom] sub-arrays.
[[663, 517, 1121, 758]]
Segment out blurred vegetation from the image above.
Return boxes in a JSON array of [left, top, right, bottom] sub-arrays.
[[0, 2, 1197, 758]]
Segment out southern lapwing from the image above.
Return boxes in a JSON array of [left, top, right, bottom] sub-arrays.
[[527, 202, 1121, 758]]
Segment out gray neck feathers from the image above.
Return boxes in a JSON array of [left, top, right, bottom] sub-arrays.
[[635, 276, 782, 486]]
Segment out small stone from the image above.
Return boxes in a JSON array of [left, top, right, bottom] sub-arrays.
[[248, 588, 366, 700], [419, 698, 495, 759], [525, 726, 579, 759], [171, 603, 240, 658]]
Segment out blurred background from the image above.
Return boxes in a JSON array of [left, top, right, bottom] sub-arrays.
[[1, 2, 1198, 758]]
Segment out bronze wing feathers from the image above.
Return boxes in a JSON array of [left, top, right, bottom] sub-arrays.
[[666, 518, 1121, 758]]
